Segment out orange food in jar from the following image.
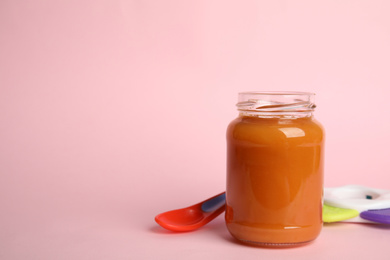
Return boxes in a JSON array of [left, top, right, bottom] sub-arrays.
[[225, 92, 324, 247]]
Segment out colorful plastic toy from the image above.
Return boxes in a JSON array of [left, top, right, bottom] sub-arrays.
[[323, 185, 390, 224]]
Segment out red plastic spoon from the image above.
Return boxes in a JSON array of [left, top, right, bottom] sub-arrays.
[[155, 192, 226, 232]]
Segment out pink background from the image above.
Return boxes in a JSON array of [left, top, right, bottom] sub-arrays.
[[1, 0, 390, 259]]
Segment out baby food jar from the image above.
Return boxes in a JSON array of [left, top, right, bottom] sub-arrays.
[[225, 92, 324, 248]]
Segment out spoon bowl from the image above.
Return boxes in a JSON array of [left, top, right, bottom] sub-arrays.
[[155, 192, 226, 232]]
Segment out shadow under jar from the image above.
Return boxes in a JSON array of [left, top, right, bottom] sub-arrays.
[[225, 92, 325, 248]]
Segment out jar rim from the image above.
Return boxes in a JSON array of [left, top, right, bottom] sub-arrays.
[[238, 91, 315, 96], [237, 91, 316, 117]]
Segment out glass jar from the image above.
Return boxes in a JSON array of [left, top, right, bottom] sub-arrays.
[[225, 92, 325, 248]]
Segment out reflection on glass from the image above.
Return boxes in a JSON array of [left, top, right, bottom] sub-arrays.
[[279, 127, 305, 138]]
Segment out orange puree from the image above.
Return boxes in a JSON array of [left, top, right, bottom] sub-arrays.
[[226, 115, 324, 247]]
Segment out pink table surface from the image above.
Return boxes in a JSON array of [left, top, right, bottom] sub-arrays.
[[1, 0, 390, 259], [1, 186, 390, 260]]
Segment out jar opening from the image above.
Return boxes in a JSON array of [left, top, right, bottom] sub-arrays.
[[237, 91, 316, 118]]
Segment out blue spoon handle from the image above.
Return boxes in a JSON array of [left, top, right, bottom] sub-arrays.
[[201, 192, 226, 212]]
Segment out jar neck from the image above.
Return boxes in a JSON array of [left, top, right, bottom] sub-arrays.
[[237, 91, 316, 119], [238, 111, 313, 119]]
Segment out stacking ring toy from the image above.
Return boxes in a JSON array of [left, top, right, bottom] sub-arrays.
[[323, 185, 390, 224]]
